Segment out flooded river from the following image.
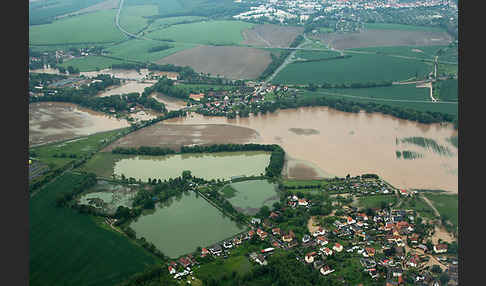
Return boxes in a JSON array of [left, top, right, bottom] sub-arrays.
[[29, 102, 130, 146], [164, 107, 458, 193], [98, 81, 154, 97]]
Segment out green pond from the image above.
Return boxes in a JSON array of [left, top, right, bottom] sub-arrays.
[[77, 181, 138, 215], [130, 191, 246, 258], [113, 151, 270, 181], [224, 180, 279, 215]]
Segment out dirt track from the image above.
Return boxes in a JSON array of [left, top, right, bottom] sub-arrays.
[[102, 122, 261, 152], [156, 46, 272, 80]]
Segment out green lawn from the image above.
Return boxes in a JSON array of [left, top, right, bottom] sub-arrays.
[[423, 193, 458, 228], [358, 194, 397, 209], [145, 20, 253, 45], [273, 52, 432, 85], [29, 10, 125, 45], [294, 49, 342, 61], [30, 172, 159, 286], [364, 23, 446, 32], [400, 197, 437, 220], [119, 5, 159, 34]]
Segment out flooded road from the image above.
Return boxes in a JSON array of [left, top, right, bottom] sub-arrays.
[[29, 102, 130, 146], [164, 107, 458, 193]]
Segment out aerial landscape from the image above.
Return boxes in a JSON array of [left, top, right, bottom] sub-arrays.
[[28, 0, 459, 285]]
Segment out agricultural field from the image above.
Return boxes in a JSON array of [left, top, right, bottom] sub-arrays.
[[30, 172, 158, 286], [273, 53, 432, 85], [30, 128, 128, 170], [105, 39, 196, 63], [29, 9, 125, 45], [146, 20, 253, 45], [435, 79, 458, 102], [350, 45, 447, 61], [241, 24, 304, 48], [157, 45, 272, 80], [423, 193, 458, 228], [364, 23, 447, 32], [300, 87, 458, 117], [58, 56, 127, 72], [29, 0, 106, 25], [118, 5, 159, 35], [282, 179, 328, 188], [316, 29, 452, 50]]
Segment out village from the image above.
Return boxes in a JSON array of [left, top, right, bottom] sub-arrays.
[[164, 176, 458, 286]]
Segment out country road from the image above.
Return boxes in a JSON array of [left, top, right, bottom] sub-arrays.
[[421, 194, 441, 218]]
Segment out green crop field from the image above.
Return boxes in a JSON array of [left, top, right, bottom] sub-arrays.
[[29, 0, 105, 25], [364, 23, 446, 32], [299, 85, 458, 117], [273, 53, 432, 85], [58, 56, 128, 72], [30, 172, 158, 286], [119, 5, 159, 34], [145, 20, 254, 45], [29, 10, 125, 45], [400, 197, 437, 220], [350, 45, 446, 61], [436, 79, 458, 101], [105, 39, 196, 63], [423, 193, 458, 228]]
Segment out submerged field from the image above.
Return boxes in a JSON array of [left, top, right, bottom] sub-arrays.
[[223, 180, 279, 215], [130, 191, 246, 258], [30, 172, 158, 286], [82, 151, 271, 180]]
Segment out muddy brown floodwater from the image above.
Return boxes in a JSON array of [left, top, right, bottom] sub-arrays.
[[150, 92, 187, 111], [163, 107, 458, 193], [29, 102, 130, 146], [97, 81, 154, 97]]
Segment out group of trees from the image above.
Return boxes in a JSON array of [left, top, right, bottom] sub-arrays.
[[55, 173, 97, 207], [112, 146, 176, 156]]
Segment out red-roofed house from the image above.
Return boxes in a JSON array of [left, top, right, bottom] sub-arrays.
[[168, 266, 176, 274], [333, 243, 343, 252], [365, 247, 375, 257], [320, 265, 335, 275], [322, 247, 333, 256], [272, 228, 281, 236], [305, 252, 317, 263], [316, 236, 329, 246]]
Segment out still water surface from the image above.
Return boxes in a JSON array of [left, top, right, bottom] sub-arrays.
[[130, 191, 246, 258]]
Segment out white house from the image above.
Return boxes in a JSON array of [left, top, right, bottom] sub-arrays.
[[320, 265, 335, 276], [333, 243, 343, 252]]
